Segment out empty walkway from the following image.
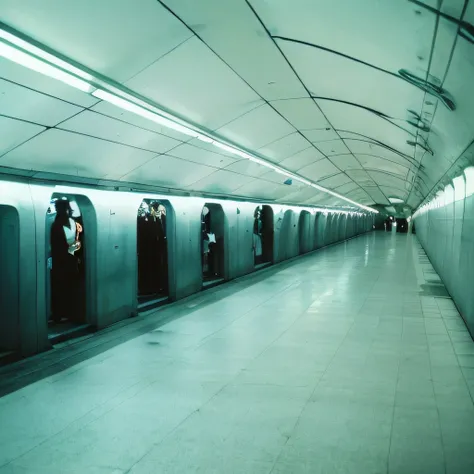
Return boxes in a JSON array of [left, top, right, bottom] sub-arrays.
[[1, 233, 473, 474]]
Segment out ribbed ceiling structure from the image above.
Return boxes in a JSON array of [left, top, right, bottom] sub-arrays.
[[1, 0, 473, 210]]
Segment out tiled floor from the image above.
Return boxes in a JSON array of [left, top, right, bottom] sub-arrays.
[[1, 232, 473, 474]]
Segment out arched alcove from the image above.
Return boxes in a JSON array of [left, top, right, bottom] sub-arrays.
[[136, 198, 173, 311], [45, 193, 97, 343], [0, 205, 20, 353], [202, 203, 225, 286], [253, 205, 274, 267]]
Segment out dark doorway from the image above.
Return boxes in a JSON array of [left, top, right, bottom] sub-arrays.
[[202, 204, 225, 286], [0, 205, 19, 358], [254, 205, 274, 267], [46, 194, 94, 344], [396, 218, 408, 233], [137, 199, 169, 310]]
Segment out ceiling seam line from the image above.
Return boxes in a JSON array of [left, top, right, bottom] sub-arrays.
[[0, 76, 94, 109], [406, 0, 442, 202], [53, 126, 176, 155], [0, 112, 52, 129], [210, 102, 267, 132], [407, 0, 469, 207], [314, 96, 394, 204], [336, 133, 419, 165], [441, 0, 469, 85], [272, 35, 400, 79], [307, 96, 417, 138], [85, 108, 187, 142], [155, 0, 358, 201], [0, 129, 47, 162], [123, 35, 194, 84], [0, 100, 100, 161], [244, 0, 375, 203], [256, 131, 297, 148]]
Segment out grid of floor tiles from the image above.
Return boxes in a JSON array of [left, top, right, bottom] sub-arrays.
[[0, 233, 473, 474]]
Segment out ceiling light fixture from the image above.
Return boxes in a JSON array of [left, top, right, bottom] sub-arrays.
[[1, 25, 378, 214], [0, 36, 93, 92], [92, 89, 199, 138], [389, 197, 404, 204]]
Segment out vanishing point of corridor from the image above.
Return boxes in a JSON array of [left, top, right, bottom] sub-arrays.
[[1, 233, 473, 474]]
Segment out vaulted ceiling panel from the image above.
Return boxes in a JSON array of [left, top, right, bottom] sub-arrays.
[[59, 111, 182, 154], [0, 58, 99, 108], [232, 180, 293, 201], [334, 181, 360, 194], [126, 36, 263, 131], [0, 0, 193, 83], [122, 154, 216, 188], [380, 186, 407, 200], [0, 129, 157, 179], [216, 104, 295, 150], [90, 101, 191, 142], [186, 169, 257, 194], [318, 101, 417, 158], [364, 186, 391, 205], [317, 173, 353, 189], [270, 99, 330, 130], [368, 171, 410, 190], [257, 133, 311, 163], [356, 155, 409, 178], [301, 128, 339, 143], [158, 0, 307, 101], [330, 154, 363, 172], [0, 0, 470, 210], [249, 0, 435, 76], [259, 169, 292, 185], [0, 116, 45, 156], [167, 144, 236, 169], [276, 186, 319, 204], [278, 40, 424, 120], [346, 139, 414, 170], [279, 147, 325, 171], [0, 79, 83, 127], [224, 160, 269, 178], [298, 159, 339, 182], [345, 169, 377, 187], [316, 140, 350, 157]]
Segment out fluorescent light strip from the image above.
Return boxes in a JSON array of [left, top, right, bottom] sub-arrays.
[[0, 41, 92, 92], [0, 27, 377, 213], [92, 89, 198, 138], [0, 28, 94, 82]]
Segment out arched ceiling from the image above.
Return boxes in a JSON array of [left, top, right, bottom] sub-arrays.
[[0, 0, 473, 210]]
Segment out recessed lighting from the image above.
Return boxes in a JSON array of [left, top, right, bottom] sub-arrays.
[[389, 197, 404, 204]]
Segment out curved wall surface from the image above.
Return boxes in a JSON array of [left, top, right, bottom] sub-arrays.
[[414, 167, 474, 336]]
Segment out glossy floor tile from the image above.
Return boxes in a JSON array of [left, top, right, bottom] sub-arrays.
[[0, 233, 473, 474]]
